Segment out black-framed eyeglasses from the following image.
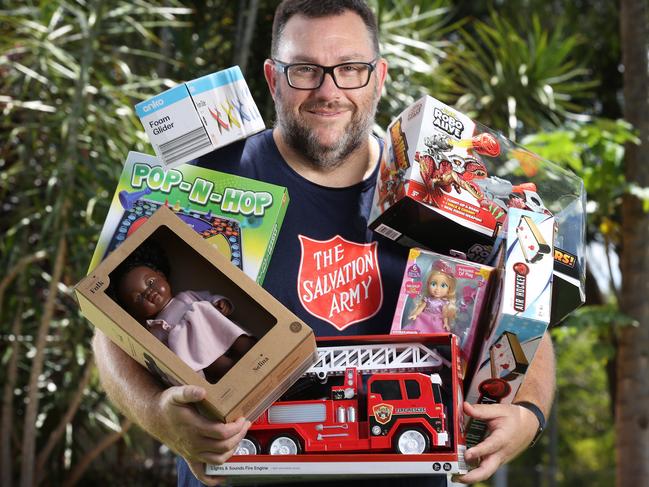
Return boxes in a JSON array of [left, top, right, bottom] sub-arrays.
[[273, 59, 377, 90]]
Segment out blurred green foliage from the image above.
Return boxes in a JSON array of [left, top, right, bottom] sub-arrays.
[[0, 0, 632, 485]]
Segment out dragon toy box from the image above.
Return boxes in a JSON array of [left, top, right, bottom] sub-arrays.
[[88, 151, 288, 284], [369, 95, 585, 325]]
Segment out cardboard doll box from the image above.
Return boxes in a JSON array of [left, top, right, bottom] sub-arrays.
[[368, 95, 585, 325], [135, 66, 265, 168], [88, 150, 288, 285], [390, 248, 494, 379], [206, 333, 467, 483], [463, 208, 554, 447], [75, 206, 317, 423]]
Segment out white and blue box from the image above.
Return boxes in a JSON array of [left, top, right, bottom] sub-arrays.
[[464, 208, 554, 446], [135, 66, 265, 168]]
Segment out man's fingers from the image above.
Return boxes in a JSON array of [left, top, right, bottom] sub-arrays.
[[200, 417, 250, 441], [187, 459, 224, 486], [455, 453, 501, 484], [168, 385, 206, 405], [464, 428, 506, 461], [464, 401, 508, 420]]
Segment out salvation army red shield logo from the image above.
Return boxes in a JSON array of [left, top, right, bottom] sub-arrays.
[[297, 235, 383, 331]]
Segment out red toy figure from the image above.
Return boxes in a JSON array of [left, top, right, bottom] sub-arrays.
[[111, 242, 256, 383]]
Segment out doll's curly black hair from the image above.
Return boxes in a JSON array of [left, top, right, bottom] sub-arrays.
[[108, 239, 171, 298]]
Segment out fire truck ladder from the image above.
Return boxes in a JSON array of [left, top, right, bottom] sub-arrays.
[[306, 342, 450, 380]]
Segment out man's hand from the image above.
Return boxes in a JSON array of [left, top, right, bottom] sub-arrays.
[[154, 385, 250, 485], [452, 401, 538, 484]]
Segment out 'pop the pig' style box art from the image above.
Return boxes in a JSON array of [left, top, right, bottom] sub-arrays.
[[88, 151, 288, 284], [369, 95, 585, 325]]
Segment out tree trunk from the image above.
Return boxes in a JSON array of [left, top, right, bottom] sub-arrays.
[[19, 237, 67, 487], [62, 419, 133, 487], [0, 252, 46, 487], [232, 0, 260, 74], [35, 358, 95, 483], [617, 0, 649, 486], [1, 304, 24, 487]]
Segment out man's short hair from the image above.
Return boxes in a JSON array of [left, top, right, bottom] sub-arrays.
[[271, 0, 380, 58]]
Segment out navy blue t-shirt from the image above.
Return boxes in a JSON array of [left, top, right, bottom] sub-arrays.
[[177, 129, 447, 487]]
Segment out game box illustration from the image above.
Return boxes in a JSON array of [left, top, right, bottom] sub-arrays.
[[88, 151, 288, 284]]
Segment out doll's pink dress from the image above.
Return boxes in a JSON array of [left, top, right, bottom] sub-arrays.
[[146, 290, 247, 372], [409, 296, 448, 333]]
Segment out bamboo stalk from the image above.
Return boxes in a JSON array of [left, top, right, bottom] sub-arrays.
[[35, 358, 95, 483], [62, 419, 133, 487], [1, 302, 25, 487], [19, 236, 67, 487]]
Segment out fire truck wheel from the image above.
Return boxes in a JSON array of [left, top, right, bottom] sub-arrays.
[[267, 435, 302, 455], [233, 436, 260, 455], [394, 427, 431, 455]]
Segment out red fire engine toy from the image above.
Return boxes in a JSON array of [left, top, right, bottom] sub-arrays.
[[233, 336, 465, 465]]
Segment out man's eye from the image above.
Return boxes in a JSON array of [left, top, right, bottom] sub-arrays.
[[294, 65, 316, 74], [147, 278, 155, 286]]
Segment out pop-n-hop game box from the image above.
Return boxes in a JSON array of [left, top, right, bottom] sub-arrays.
[[368, 95, 585, 325], [76, 206, 317, 423], [88, 151, 288, 284], [390, 249, 494, 379], [135, 66, 265, 168], [463, 208, 554, 447], [207, 333, 467, 482]]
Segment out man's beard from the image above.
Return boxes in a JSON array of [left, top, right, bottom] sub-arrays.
[[274, 84, 379, 170]]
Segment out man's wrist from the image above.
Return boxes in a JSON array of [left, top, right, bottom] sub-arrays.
[[513, 401, 546, 447]]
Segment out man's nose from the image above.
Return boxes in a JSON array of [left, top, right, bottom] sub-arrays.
[[314, 71, 341, 97]]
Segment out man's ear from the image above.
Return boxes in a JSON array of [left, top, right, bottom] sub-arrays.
[[374, 57, 389, 97], [263, 59, 277, 99]]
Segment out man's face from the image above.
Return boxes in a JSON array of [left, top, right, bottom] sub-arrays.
[[266, 11, 387, 169], [117, 266, 172, 321]]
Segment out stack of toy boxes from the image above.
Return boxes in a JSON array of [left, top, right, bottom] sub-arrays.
[[76, 68, 318, 422], [76, 207, 316, 422], [369, 95, 585, 442], [369, 95, 585, 327]]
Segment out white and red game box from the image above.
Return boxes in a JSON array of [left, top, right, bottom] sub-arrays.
[[463, 208, 554, 447]]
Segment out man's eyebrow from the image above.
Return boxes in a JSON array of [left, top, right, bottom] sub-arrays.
[[288, 53, 372, 64]]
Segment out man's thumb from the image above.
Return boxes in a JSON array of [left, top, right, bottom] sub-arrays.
[[169, 385, 206, 405]]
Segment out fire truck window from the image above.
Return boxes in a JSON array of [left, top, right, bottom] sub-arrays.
[[370, 380, 402, 400], [432, 384, 443, 404], [405, 380, 421, 399]]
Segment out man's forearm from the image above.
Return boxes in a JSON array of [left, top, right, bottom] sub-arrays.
[[513, 331, 556, 416], [92, 330, 164, 436]]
